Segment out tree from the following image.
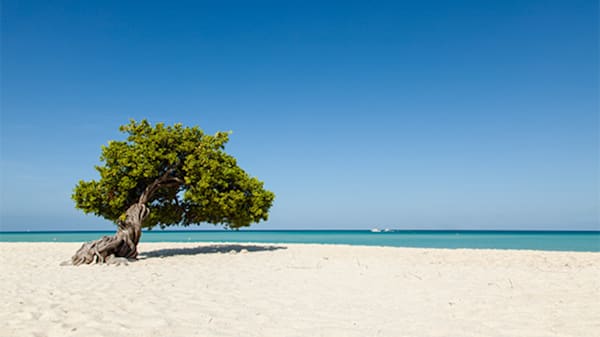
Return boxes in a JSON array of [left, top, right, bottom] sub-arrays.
[[70, 120, 275, 265]]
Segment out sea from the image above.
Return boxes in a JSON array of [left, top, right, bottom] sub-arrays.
[[1, 230, 599, 252]]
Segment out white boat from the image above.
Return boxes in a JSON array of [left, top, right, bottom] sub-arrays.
[[370, 228, 381, 233]]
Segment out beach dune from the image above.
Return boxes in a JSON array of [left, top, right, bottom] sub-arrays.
[[1, 242, 599, 337]]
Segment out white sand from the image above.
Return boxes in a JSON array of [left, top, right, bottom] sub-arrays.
[[1, 242, 599, 337]]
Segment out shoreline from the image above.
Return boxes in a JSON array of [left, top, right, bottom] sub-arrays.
[[2, 240, 600, 253], [2, 242, 599, 337], [2, 230, 599, 252]]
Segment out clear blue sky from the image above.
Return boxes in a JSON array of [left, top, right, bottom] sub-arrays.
[[1, 0, 598, 231]]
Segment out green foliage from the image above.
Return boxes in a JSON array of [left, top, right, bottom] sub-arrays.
[[72, 120, 275, 229]]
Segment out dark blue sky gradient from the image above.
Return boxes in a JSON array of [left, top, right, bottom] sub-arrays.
[[1, 1, 598, 230]]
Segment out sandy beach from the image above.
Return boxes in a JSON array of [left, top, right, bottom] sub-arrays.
[[1, 242, 599, 337]]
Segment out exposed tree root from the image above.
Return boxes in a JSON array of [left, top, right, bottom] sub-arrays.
[[70, 203, 149, 265]]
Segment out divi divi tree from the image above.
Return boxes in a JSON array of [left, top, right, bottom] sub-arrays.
[[70, 120, 275, 265]]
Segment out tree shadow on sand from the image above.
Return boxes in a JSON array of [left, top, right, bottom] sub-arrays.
[[139, 244, 287, 259]]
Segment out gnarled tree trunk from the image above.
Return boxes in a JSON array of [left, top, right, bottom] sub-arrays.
[[70, 203, 149, 265], [70, 168, 182, 265]]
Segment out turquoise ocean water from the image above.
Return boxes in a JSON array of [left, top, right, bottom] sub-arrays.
[[1, 230, 599, 252]]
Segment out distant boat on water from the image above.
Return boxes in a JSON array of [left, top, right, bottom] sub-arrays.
[[371, 228, 393, 233]]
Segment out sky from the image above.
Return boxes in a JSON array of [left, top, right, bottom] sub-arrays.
[[1, 0, 598, 231]]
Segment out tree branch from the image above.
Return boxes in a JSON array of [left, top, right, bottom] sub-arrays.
[[164, 177, 185, 184], [138, 168, 184, 204]]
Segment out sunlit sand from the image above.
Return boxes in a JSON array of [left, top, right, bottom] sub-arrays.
[[1, 242, 598, 337]]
